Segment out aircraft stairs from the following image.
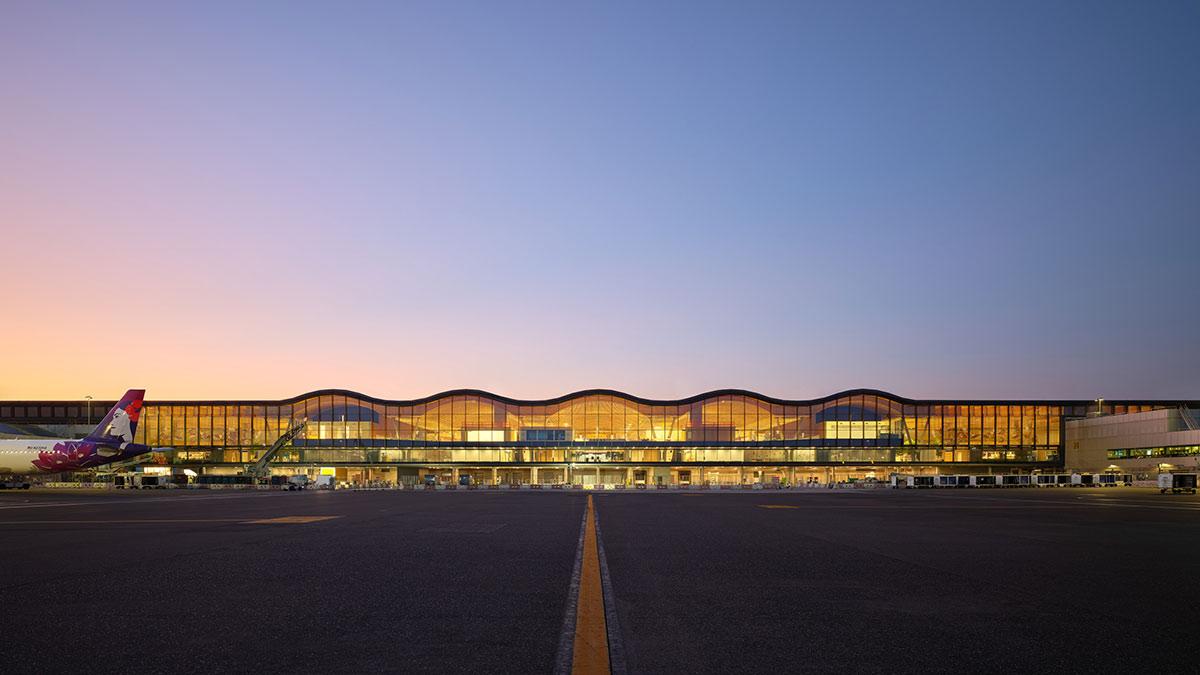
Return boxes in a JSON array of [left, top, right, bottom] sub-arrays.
[[246, 419, 308, 478]]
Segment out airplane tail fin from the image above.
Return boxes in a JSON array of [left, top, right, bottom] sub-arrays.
[[85, 389, 146, 446]]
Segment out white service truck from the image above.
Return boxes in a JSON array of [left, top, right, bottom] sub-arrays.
[[1158, 473, 1198, 494]]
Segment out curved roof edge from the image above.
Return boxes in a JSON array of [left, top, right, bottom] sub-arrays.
[[144, 388, 1200, 408], [269, 387, 909, 407]]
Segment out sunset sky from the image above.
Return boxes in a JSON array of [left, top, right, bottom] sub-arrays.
[[2, 1, 1198, 401]]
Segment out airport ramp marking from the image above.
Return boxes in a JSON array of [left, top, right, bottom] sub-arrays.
[[242, 515, 341, 524], [592, 496, 627, 674], [419, 523, 508, 534], [571, 494, 611, 675], [757, 504, 801, 509]]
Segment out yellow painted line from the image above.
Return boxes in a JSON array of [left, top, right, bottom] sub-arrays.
[[757, 504, 801, 509], [242, 516, 341, 524], [572, 494, 610, 674]]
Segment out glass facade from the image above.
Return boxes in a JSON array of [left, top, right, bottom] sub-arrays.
[[1107, 446, 1200, 460], [2, 390, 1184, 483], [109, 389, 1167, 469]]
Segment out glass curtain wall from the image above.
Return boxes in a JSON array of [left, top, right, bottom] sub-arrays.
[[130, 390, 1123, 468]]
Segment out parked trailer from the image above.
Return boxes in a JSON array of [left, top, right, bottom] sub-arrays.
[[113, 473, 167, 489], [935, 475, 970, 488], [1095, 473, 1129, 487], [131, 474, 173, 489], [889, 475, 937, 489], [260, 475, 307, 490], [1000, 475, 1032, 487], [1158, 473, 1198, 495], [1070, 473, 1096, 487], [197, 475, 256, 487], [969, 475, 998, 487], [1034, 473, 1075, 487]]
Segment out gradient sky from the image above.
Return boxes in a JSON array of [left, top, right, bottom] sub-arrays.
[[2, 1, 1198, 401]]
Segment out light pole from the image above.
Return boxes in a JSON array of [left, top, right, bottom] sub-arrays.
[[85, 395, 93, 425]]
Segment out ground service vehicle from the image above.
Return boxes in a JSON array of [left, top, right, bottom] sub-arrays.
[[197, 475, 255, 487], [891, 475, 937, 488], [138, 475, 169, 489], [1158, 473, 1198, 494], [114, 474, 170, 489], [262, 475, 307, 490]]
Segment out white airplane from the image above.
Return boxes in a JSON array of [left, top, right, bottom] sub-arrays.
[[0, 390, 169, 476]]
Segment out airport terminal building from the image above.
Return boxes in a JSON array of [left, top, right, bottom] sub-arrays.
[[4, 389, 1200, 485]]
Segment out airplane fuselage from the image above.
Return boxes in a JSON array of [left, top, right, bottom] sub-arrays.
[[0, 438, 157, 475]]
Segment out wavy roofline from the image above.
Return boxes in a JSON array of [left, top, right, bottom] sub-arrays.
[[139, 388, 1200, 408]]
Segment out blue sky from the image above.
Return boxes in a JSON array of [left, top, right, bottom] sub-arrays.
[[1, 1, 1197, 399]]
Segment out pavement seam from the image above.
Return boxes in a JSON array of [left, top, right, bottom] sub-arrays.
[[554, 500, 589, 675], [592, 498, 627, 675]]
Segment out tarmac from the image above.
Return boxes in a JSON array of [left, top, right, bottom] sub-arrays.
[[1, 487, 1198, 673]]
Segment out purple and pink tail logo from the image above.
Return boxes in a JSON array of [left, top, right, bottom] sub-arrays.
[[85, 390, 145, 448], [31, 390, 149, 472]]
